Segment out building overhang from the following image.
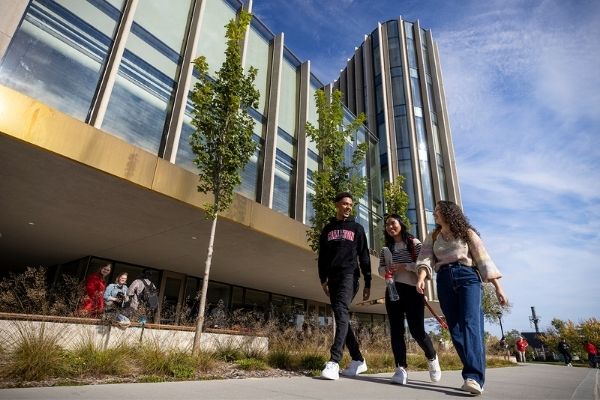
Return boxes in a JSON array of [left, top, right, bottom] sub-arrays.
[[0, 85, 395, 314]]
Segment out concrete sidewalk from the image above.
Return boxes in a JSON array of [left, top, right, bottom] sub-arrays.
[[0, 363, 597, 400]]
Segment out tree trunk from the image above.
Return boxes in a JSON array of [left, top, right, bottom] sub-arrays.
[[192, 213, 218, 355]]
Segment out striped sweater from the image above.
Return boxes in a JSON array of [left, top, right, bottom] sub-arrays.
[[378, 239, 422, 286]]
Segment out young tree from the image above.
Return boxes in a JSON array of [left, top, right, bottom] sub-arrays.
[[189, 11, 258, 354], [305, 89, 368, 253], [383, 176, 411, 229], [481, 282, 512, 325]]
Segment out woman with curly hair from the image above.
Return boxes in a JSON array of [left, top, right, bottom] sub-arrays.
[[416, 201, 507, 395], [379, 214, 441, 385]]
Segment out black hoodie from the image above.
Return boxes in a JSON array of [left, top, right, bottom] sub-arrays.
[[318, 217, 372, 288]]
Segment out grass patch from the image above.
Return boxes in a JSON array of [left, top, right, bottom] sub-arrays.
[[74, 342, 133, 376], [4, 322, 73, 380], [298, 353, 327, 371], [236, 358, 269, 371], [268, 349, 295, 370]]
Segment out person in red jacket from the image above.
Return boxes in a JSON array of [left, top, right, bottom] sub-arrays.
[[584, 341, 598, 368], [79, 262, 112, 317], [516, 336, 528, 363]]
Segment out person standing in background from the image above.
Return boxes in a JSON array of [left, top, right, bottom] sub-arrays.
[[79, 262, 112, 317], [516, 336, 528, 363]]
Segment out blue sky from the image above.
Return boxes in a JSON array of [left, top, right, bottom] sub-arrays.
[[252, 0, 600, 337]]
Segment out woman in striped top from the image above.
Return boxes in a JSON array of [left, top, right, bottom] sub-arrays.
[[379, 214, 441, 385], [416, 201, 507, 395]]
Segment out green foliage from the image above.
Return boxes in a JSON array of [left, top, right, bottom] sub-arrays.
[[298, 353, 327, 371], [189, 10, 259, 219], [73, 342, 132, 376], [481, 282, 512, 324], [541, 317, 599, 356], [213, 342, 244, 362], [236, 357, 269, 371], [383, 177, 411, 230], [305, 89, 368, 253], [5, 322, 73, 380], [136, 344, 200, 378], [267, 349, 295, 370]]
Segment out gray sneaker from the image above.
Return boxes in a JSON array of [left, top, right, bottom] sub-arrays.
[[391, 366, 407, 385], [341, 359, 367, 376]]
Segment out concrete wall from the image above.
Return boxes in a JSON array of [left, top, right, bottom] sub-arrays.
[[0, 319, 268, 353]]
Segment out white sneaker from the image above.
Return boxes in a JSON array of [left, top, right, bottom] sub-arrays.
[[427, 355, 441, 382], [461, 378, 484, 395], [321, 361, 340, 380], [391, 366, 407, 385], [341, 359, 367, 376]]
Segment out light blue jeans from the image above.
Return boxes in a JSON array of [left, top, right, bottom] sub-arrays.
[[436, 263, 485, 387]]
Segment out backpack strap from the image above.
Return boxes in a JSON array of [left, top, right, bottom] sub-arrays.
[[408, 237, 417, 262]]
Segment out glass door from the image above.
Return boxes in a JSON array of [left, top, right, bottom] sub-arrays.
[[158, 271, 185, 325]]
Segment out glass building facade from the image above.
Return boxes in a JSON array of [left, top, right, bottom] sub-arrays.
[[0, 0, 458, 324], [334, 19, 461, 239]]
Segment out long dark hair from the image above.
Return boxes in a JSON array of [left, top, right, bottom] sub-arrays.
[[383, 214, 416, 259], [434, 200, 479, 244]]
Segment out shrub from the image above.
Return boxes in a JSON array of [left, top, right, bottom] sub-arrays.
[[236, 358, 269, 371], [74, 341, 133, 376], [298, 353, 327, 371], [267, 349, 295, 370], [0, 266, 84, 316], [3, 322, 72, 380]]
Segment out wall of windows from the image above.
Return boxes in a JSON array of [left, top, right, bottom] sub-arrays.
[[0, 0, 124, 120], [1, 0, 386, 260], [304, 78, 322, 224], [272, 53, 300, 217], [101, 0, 193, 154]]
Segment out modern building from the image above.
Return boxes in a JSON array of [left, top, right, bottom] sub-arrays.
[[0, 0, 459, 326]]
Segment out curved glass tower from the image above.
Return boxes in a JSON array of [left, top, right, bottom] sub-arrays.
[[334, 18, 461, 238]]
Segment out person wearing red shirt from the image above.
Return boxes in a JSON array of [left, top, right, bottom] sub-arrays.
[[79, 262, 112, 317], [516, 336, 528, 363], [584, 341, 598, 368]]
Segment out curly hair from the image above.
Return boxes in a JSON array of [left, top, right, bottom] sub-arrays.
[[434, 201, 479, 244], [383, 214, 416, 258]]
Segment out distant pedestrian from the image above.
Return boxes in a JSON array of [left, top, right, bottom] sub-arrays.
[[557, 338, 573, 366], [516, 336, 528, 363], [416, 200, 507, 396], [318, 192, 371, 381], [584, 340, 598, 368]]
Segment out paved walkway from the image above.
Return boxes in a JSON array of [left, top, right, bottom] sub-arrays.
[[0, 363, 597, 400]]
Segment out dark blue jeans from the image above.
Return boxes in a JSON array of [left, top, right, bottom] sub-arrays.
[[436, 263, 485, 387], [328, 274, 362, 363]]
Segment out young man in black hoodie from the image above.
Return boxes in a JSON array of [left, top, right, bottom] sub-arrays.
[[319, 192, 372, 380]]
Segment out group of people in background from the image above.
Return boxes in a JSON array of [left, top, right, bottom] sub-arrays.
[[556, 338, 598, 368], [79, 264, 157, 326], [513, 335, 597, 368], [318, 192, 506, 396]]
